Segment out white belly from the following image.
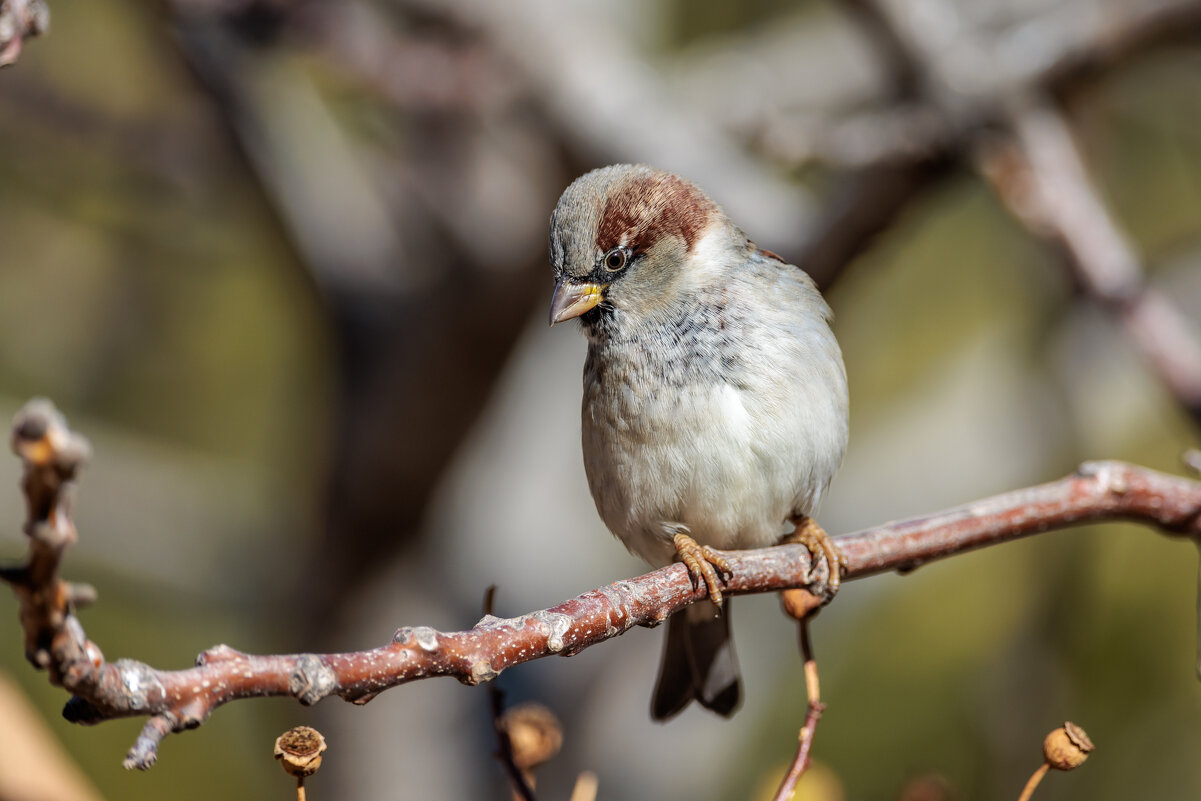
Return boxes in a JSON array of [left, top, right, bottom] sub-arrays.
[[582, 358, 845, 566]]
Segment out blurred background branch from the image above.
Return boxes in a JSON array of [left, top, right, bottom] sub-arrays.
[[981, 99, 1201, 424]]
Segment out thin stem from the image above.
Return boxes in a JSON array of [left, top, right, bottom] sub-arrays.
[[568, 771, 599, 801], [1017, 762, 1050, 801], [489, 684, 538, 801], [772, 620, 827, 801], [482, 585, 538, 801], [801, 626, 820, 702]]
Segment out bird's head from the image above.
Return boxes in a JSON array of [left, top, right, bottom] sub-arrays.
[[547, 164, 741, 333]]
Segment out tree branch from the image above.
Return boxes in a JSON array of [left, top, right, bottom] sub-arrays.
[[824, 0, 1201, 427], [976, 98, 1201, 426], [4, 399, 1200, 769], [1040, 0, 1201, 99]]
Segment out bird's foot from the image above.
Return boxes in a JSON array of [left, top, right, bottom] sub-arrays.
[[672, 532, 732, 608], [785, 516, 847, 599]]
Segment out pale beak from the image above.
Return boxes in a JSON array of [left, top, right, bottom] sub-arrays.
[[549, 280, 606, 326]]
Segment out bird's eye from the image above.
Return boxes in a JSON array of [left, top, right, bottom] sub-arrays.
[[603, 247, 628, 272]]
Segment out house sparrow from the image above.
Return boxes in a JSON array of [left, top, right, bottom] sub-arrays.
[[548, 164, 849, 719]]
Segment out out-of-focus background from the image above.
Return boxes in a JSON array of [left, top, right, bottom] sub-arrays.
[[1, 0, 1200, 799]]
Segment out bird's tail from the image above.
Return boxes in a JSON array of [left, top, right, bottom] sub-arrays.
[[651, 599, 742, 720]]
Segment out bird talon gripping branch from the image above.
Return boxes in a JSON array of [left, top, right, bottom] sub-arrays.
[[787, 516, 847, 597], [673, 531, 732, 607]]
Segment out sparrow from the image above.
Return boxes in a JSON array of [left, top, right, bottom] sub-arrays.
[[548, 164, 849, 719]]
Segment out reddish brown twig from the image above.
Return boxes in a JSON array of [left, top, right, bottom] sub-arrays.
[[771, 620, 825, 801], [3, 400, 1200, 768]]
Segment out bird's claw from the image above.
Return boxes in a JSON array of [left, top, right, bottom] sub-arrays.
[[672, 532, 732, 607], [787, 516, 846, 598]]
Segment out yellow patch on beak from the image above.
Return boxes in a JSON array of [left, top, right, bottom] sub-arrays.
[[549, 280, 607, 325]]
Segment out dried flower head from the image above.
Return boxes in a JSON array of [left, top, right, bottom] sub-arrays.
[[274, 726, 327, 778], [499, 702, 563, 770], [780, 588, 824, 620], [1043, 722, 1094, 771]]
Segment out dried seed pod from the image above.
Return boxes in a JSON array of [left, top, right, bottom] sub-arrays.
[[780, 588, 823, 620], [500, 702, 563, 770], [274, 726, 327, 778], [1043, 722, 1094, 771]]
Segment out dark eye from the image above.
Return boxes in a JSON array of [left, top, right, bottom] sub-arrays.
[[603, 247, 627, 272]]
